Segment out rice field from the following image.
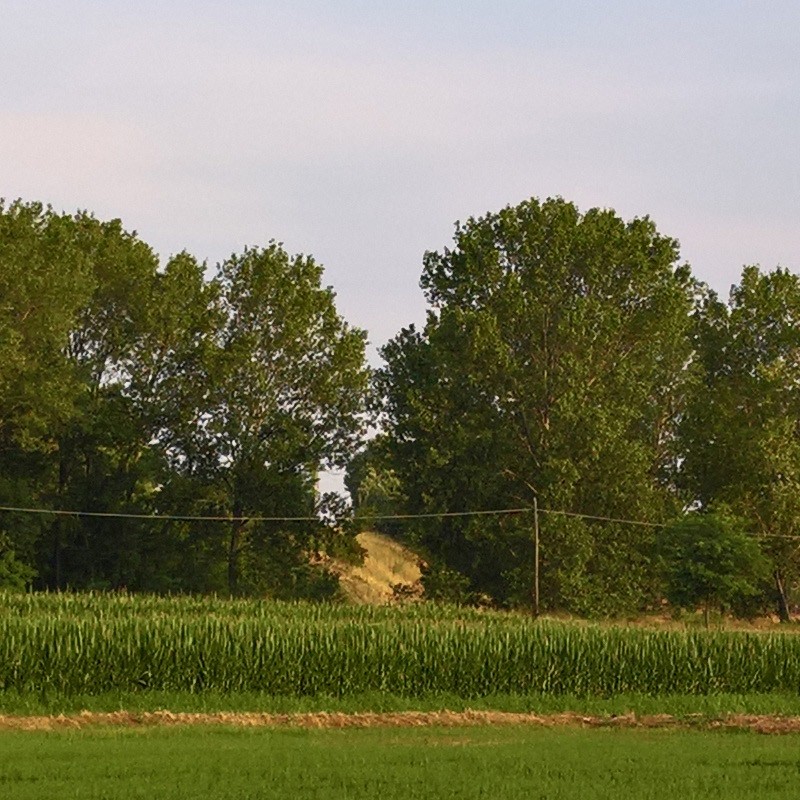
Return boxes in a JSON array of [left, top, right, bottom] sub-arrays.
[[2, 592, 800, 699]]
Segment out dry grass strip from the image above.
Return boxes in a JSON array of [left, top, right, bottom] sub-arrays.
[[2, 710, 800, 734]]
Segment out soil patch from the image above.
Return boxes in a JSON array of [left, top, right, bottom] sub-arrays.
[[2, 710, 800, 734], [333, 531, 422, 604]]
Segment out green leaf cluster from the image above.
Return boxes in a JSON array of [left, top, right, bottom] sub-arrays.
[[657, 511, 771, 617], [377, 197, 695, 614], [0, 202, 368, 596]]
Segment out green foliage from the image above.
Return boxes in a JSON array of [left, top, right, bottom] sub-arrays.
[[419, 560, 475, 604], [5, 192, 800, 615], [0, 201, 94, 453], [378, 197, 695, 613], [658, 512, 771, 617], [0, 201, 368, 598], [679, 267, 800, 614], [0, 533, 35, 590], [166, 243, 369, 595]]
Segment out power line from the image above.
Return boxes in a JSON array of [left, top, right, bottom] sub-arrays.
[[0, 504, 532, 523], [1, 502, 799, 540], [0, 506, 315, 523], [538, 508, 664, 529], [356, 507, 534, 520]]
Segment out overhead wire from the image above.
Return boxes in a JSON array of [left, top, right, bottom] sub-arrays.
[[2, 502, 800, 539]]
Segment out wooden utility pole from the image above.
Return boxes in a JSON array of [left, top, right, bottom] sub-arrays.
[[533, 497, 540, 617]]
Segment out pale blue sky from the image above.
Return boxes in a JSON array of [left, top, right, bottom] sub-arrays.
[[3, 0, 799, 357]]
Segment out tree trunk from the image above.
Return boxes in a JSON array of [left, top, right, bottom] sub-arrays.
[[228, 522, 242, 595], [51, 519, 62, 590], [774, 569, 791, 623], [227, 521, 242, 596], [51, 450, 69, 589]]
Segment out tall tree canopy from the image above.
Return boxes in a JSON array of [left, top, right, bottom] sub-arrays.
[[377, 197, 697, 613], [4, 194, 797, 616], [0, 201, 369, 596], [0, 201, 95, 587], [680, 266, 800, 618], [164, 244, 370, 595]]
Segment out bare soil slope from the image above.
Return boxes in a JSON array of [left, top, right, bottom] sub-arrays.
[[335, 531, 422, 604]]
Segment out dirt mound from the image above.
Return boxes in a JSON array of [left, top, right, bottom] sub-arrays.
[[334, 531, 422, 604]]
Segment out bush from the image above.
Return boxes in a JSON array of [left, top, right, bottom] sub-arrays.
[[657, 510, 771, 618], [420, 561, 475, 605]]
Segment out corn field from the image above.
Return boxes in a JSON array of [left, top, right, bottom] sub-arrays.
[[1, 592, 800, 697]]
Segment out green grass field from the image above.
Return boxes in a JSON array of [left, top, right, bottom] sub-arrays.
[[2, 725, 800, 799], [4, 689, 800, 717], [4, 592, 800, 798]]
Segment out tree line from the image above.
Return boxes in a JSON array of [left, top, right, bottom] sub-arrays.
[[0, 200, 368, 597], [357, 198, 800, 618], [2, 197, 799, 616]]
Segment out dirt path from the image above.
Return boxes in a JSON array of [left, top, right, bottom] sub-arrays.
[[2, 710, 800, 733]]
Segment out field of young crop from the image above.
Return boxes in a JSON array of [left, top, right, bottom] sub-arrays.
[[2, 591, 800, 700], [4, 725, 800, 800]]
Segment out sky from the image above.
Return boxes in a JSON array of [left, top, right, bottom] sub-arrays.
[[3, 1, 799, 487]]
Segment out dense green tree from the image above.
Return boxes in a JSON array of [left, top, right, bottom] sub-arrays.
[[377, 197, 696, 613], [0, 200, 369, 597], [0, 202, 93, 452], [43, 213, 165, 589], [0, 202, 96, 587], [162, 244, 370, 595], [657, 511, 771, 621], [679, 266, 800, 619], [107, 251, 223, 592]]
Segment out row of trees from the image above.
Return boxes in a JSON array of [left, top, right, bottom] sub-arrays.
[[0, 201, 368, 596], [353, 198, 800, 617], [2, 196, 798, 615]]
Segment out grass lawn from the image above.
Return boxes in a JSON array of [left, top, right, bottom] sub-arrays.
[[2, 724, 800, 799]]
